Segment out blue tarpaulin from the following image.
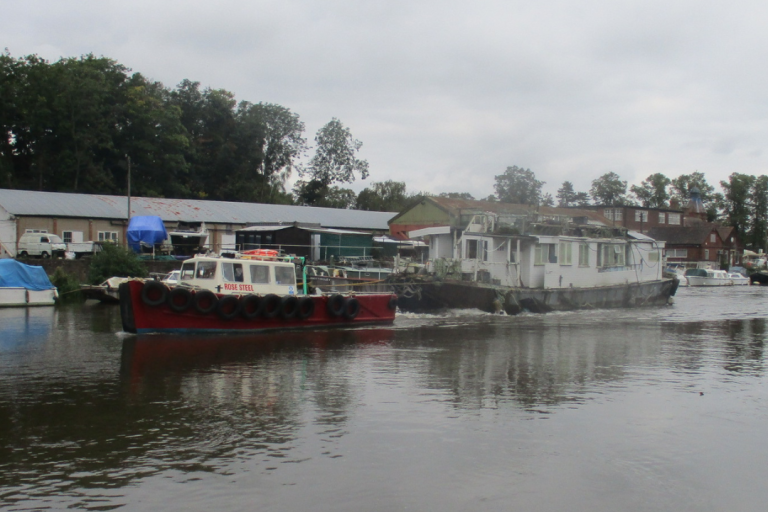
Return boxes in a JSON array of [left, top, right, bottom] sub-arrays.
[[0, 259, 55, 290], [127, 216, 168, 253]]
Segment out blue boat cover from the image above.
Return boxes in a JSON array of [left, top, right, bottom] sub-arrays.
[[0, 259, 55, 290], [126, 216, 168, 252]]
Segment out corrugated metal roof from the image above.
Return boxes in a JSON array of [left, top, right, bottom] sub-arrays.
[[0, 189, 396, 230]]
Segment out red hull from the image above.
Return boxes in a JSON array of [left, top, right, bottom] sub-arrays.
[[119, 280, 397, 334]]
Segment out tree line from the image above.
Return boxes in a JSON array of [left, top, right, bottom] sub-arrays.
[[0, 51, 369, 206]]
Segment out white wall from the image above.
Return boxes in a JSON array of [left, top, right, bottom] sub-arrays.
[[0, 205, 16, 257]]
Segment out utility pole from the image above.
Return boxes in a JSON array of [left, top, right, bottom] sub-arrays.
[[126, 156, 131, 221]]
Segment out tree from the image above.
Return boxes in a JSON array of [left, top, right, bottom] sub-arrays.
[[573, 192, 591, 206], [295, 118, 369, 205], [493, 166, 544, 205], [671, 171, 719, 221], [630, 173, 671, 208], [751, 175, 768, 252], [87, 242, 147, 284], [541, 193, 555, 207], [720, 173, 755, 244], [556, 181, 576, 207], [356, 180, 409, 211], [590, 172, 628, 205]]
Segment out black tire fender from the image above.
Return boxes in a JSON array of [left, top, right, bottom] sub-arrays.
[[167, 287, 193, 312], [280, 295, 299, 319], [387, 296, 398, 310], [343, 297, 360, 319], [262, 294, 281, 318], [141, 281, 168, 307], [194, 290, 219, 314], [327, 294, 345, 316], [217, 295, 242, 320], [297, 297, 315, 320], [241, 295, 263, 319]]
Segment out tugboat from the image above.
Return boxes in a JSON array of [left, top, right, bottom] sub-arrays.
[[119, 250, 397, 334]]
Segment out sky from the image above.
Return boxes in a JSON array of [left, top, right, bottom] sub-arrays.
[[4, 0, 768, 200]]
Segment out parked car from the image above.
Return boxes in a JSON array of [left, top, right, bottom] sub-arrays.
[[17, 232, 67, 258]]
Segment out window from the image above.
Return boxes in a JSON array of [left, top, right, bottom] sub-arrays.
[[634, 210, 649, 222], [668, 213, 681, 225], [704, 249, 710, 260], [599, 244, 626, 267], [666, 249, 688, 258], [196, 261, 217, 279], [579, 243, 590, 266], [603, 208, 623, 221], [98, 231, 119, 242], [559, 242, 573, 265], [249, 264, 270, 284], [40, 237, 49, 243], [535, 244, 557, 265], [274, 266, 295, 285], [62, 231, 73, 244], [658, 212, 666, 224], [180, 262, 195, 281], [222, 262, 244, 282], [710, 234, 716, 243], [465, 239, 488, 261]]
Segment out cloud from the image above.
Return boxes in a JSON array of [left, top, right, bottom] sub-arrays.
[[4, 0, 768, 199]]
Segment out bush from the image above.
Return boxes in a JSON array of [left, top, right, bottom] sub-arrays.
[[88, 243, 148, 284], [50, 267, 83, 302]]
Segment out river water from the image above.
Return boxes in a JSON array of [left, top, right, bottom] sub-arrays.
[[2, 287, 768, 511]]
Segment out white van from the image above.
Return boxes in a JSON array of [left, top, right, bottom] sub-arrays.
[[18, 232, 67, 258]]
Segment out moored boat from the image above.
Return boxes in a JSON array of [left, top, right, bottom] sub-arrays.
[[0, 259, 58, 307], [684, 268, 733, 286], [119, 252, 397, 334]]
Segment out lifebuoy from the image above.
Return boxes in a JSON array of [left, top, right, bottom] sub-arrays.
[[167, 287, 193, 312], [242, 249, 279, 257], [326, 294, 345, 316], [343, 297, 360, 319], [217, 295, 242, 320], [297, 297, 315, 319], [194, 290, 218, 314], [387, 296, 398, 310], [241, 295, 263, 319], [141, 281, 168, 307], [262, 294, 281, 318], [280, 296, 299, 319]]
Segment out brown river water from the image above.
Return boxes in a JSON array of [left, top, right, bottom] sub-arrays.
[[2, 286, 768, 511]]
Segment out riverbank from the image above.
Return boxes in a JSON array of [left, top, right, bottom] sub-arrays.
[[14, 257, 181, 283]]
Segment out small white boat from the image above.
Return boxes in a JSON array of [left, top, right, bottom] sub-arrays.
[[728, 273, 750, 286], [685, 268, 733, 286], [0, 259, 58, 306]]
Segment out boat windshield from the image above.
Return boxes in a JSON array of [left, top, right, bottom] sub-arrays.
[[274, 266, 296, 286]]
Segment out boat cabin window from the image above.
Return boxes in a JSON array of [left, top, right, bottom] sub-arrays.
[[579, 243, 590, 266], [534, 244, 557, 265], [249, 264, 270, 284], [274, 266, 296, 286], [196, 261, 217, 279], [465, 239, 488, 261], [180, 262, 196, 281], [222, 262, 245, 282]]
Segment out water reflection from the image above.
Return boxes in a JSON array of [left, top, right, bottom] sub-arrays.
[[3, 291, 768, 511]]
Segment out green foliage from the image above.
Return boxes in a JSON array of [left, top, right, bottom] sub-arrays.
[[541, 193, 555, 207], [590, 172, 629, 206], [356, 181, 409, 211], [751, 175, 768, 251], [494, 166, 544, 205], [631, 173, 671, 208], [50, 268, 83, 303], [295, 118, 368, 205], [438, 192, 475, 200], [87, 243, 148, 284]]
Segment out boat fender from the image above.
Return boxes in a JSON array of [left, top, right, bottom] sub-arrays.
[[387, 296, 398, 310], [262, 294, 281, 318], [141, 281, 168, 307], [327, 294, 345, 316], [167, 287, 193, 313], [194, 290, 219, 314], [217, 295, 242, 320], [280, 295, 299, 319], [297, 297, 315, 319], [241, 295, 263, 319], [343, 297, 360, 320]]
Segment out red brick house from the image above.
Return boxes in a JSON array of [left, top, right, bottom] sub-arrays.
[[648, 223, 741, 268]]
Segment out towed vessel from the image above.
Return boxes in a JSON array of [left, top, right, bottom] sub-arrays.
[[119, 250, 397, 334], [0, 259, 58, 307], [390, 211, 678, 314]]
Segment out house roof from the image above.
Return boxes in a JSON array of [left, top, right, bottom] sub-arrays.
[[647, 224, 719, 245], [0, 189, 395, 230], [389, 196, 612, 226]]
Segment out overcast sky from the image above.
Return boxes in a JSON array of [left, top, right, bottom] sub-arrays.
[[4, 0, 768, 199]]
